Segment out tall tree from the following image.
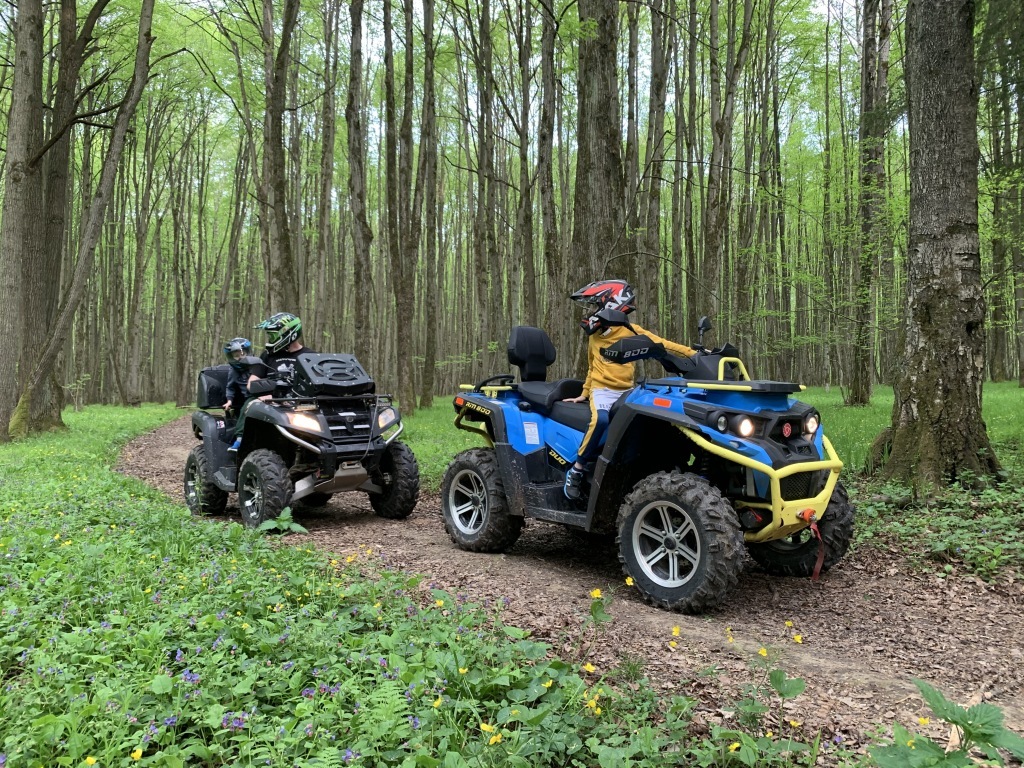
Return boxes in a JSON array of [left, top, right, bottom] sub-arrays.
[[848, 0, 892, 404], [0, 0, 45, 439], [870, 0, 1001, 487], [571, 0, 625, 283], [347, 0, 375, 372], [262, 0, 301, 313]]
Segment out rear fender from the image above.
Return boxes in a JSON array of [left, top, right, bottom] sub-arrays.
[[191, 411, 234, 490], [452, 393, 509, 444]]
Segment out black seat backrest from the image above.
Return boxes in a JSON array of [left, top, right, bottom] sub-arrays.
[[507, 326, 556, 382]]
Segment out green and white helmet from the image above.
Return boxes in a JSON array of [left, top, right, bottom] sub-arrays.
[[256, 312, 302, 354]]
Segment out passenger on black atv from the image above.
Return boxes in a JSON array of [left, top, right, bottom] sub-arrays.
[[563, 280, 698, 499], [229, 312, 316, 453]]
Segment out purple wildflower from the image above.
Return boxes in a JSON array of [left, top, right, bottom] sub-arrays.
[[175, 649, 184, 663], [343, 749, 360, 763], [164, 715, 178, 727], [409, 716, 420, 730], [301, 687, 316, 698], [181, 669, 199, 684]]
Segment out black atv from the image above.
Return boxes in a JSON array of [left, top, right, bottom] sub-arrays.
[[185, 352, 419, 528], [441, 314, 854, 613]]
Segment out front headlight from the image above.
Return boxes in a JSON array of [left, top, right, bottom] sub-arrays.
[[804, 412, 820, 436], [287, 412, 324, 434], [377, 407, 399, 431], [734, 416, 755, 438]]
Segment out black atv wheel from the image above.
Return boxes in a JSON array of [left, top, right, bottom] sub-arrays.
[[297, 492, 334, 508], [617, 471, 744, 613], [441, 448, 523, 552], [237, 449, 293, 528], [370, 441, 420, 519], [746, 481, 855, 577], [184, 445, 228, 516]]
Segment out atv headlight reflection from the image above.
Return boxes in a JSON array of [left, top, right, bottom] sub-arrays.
[[286, 412, 325, 434], [377, 407, 399, 431], [804, 412, 820, 436]]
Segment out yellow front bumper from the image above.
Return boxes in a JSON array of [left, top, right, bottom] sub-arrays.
[[678, 427, 844, 543]]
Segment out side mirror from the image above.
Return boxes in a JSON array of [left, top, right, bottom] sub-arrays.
[[697, 316, 712, 333]]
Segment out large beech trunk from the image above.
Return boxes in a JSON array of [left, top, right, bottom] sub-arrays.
[[872, 0, 1000, 487]]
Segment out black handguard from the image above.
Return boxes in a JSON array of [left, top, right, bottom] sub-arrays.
[[600, 335, 667, 363]]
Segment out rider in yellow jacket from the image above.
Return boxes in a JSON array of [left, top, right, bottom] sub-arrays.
[[563, 280, 697, 499]]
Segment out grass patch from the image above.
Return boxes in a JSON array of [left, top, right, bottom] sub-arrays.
[[400, 400, 485, 493], [3, 405, 856, 767]]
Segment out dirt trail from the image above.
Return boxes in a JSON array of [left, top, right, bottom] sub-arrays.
[[118, 415, 1024, 752]]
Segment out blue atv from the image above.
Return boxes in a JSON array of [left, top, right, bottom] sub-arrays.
[[440, 314, 854, 613]]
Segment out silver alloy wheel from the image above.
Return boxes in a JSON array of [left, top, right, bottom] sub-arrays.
[[631, 500, 701, 588], [241, 472, 264, 524], [185, 464, 199, 507], [447, 468, 487, 535]]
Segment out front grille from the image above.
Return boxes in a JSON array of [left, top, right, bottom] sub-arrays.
[[321, 401, 374, 445], [780, 472, 816, 501]]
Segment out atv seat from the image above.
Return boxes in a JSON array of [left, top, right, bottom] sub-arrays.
[[518, 378, 583, 414], [548, 401, 592, 432]]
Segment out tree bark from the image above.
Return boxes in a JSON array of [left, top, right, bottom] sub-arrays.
[[0, 0, 45, 439], [872, 0, 1001, 487], [347, 0, 375, 372], [9, 0, 155, 438]]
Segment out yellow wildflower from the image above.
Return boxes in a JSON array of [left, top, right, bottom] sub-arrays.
[[583, 662, 596, 673], [758, 647, 768, 657], [793, 634, 803, 644], [728, 743, 740, 752], [595, 707, 602, 715], [590, 588, 603, 599], [489, 733, 503, 745], [435, 599, 445, 607], [789, 720, 802, 728], [480, 722, 495, 733], [433, 696, 442, 708], [785, 620, 793, 627], [907, 739, 915, 749], [86, 759, 97, 766], [241, 622, 250, 630], [918, 717, 930, 726], [131, 749, 143, 760], [669, 641, 677, 649], [625, 576, 634, 586], [765, 730, 774, 738], [459, 667, 468, 675], [672, 626, 680, 637], [542, 679, 553, 688]]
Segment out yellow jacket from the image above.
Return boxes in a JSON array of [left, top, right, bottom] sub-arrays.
[[582, 324, 696, 397]]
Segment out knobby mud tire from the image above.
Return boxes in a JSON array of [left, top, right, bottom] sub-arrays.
[[370, 441, 420, 520], [746, 481, 855, 577], [617, 471, 744, 614], [184, 445, 228, 516], [441, 448, 523, 552], [238, 449, 293, 529]]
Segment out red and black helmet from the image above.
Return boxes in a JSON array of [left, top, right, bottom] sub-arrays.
[[570, 279, 636, 334]]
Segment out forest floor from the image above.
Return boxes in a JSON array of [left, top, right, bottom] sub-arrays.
[[118, 415, 1024, 755]]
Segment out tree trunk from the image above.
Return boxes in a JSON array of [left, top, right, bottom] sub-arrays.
[[872, 0, 1001, 487], [418, 0, 439, 407], [263, 0, 301, 312], [347, 0, 375, 372], [572, 0, 625, 281], [0, 0, 45, 439], [9, 0, 155, 438]]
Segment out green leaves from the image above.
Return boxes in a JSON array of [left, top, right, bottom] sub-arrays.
[[151, 674, 173, 695], [768, 669, 806, 700]]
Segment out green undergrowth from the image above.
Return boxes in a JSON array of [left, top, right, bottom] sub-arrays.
[[2, 405, 858, 767], [800, 383, 1024, 580]]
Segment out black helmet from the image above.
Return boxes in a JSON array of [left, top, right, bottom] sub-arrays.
[[569, 279, 636, 335], [255, 312, 302, 354], [223, 337, 252, 370]]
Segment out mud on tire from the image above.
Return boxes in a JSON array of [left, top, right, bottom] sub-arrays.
[[617, 471, 744, 613], [746, 481, 855, 577], [238, 449, 293, 529], [184, 445, 228, 516], [370, 440, 420, 519], [441, 448, 523, 552]]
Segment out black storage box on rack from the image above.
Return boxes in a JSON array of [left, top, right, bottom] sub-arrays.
[[196, 365, 231, 409], [291, 353, 376, 397]]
